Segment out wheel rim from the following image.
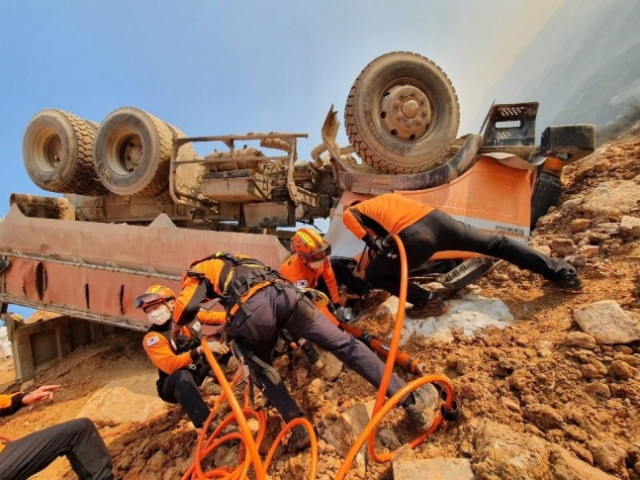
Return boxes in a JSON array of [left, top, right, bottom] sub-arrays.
[[33, 129, 63, 172], [379, 79, 436, 142], [104, 127, 144, 176], [119, 134, 143, 173]]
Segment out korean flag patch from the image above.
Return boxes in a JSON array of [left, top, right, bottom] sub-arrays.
[[296, 279, 309, 289], [146, 335, 159, 347]]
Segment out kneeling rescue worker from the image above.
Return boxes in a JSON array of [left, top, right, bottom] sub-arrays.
[[280, 227, 371, 306], [173, 252, 438, 452], [343, 193, 583, 316], [136, 285, 231, 431]]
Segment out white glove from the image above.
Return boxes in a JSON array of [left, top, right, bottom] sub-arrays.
[[206, 340, 230, 355]]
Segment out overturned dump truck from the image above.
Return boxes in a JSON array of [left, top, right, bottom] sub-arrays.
[[1, 52, 595, 330]]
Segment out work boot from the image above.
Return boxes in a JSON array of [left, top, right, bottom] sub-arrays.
[[551, 273, 583, 293], [403, 384, 439, 432], [363, 290, 391, 309], [286, 425, 311, 453], [406, 296, 449, 318]]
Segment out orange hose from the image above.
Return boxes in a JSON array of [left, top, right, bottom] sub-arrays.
[[335, 234, 454, 479], [185, 340, 319, 480], [182, 234, 455, 479]]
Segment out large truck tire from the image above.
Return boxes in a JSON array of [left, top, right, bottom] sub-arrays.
[[531, 172, 562, 229], [345, 52, 460, 174], [22, 109, 107, 195], [93, 107, 173, 197]]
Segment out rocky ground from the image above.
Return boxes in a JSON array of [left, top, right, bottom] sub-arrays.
[[0, 130, 639, 479]]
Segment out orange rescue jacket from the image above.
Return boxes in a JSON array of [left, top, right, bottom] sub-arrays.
[[0, 393, 27, 451], [279, 253, 340, 303], [343, 193, 435, 240], [143, 311, 225, 376], [174, 253, 279, 326]]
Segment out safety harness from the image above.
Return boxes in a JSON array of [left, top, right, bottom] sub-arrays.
[[184, 252, 287, 317]]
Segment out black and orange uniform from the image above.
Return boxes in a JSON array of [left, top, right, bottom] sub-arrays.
[[143, 311, 226, 429], [174, 252, 416, 426], [344, 193, 578, 305], [0, 394, 113, 480], [280, 254, 371, 300], [280, 254, 340, 302]]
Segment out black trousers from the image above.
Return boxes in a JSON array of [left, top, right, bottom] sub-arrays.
[[229, 285, 410, 424], [365, 210, 577, 305], [0, 418, 113, 480], [158, 368, 210, 428], [317, 258, 371, 297]]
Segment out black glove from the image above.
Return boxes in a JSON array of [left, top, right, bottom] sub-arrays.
[[363, 233, 385, 253]]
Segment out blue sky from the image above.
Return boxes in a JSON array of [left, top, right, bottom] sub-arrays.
[[0, 0, 563, 316]]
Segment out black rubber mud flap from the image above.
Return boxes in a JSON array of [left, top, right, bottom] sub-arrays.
[[531, 172, 562, 229], [0, 258, 10, 275]]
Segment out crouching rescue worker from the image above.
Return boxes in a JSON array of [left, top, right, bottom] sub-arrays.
[[280, 227, 372, 305], [136, 285, 230, 431], [344, 193, 583, 316], [0, 386, 113, 480], [174, 252, 439, 452]]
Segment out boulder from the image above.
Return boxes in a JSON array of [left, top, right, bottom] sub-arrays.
[[581, 181, 640, 217], [574, 300, 640, 344], [587, 440, 627, 476], [524, 404, 564, 431], [394, 458, 476, 480], [570, 219, 591, 232], [620, 215, 640, 237], [550, 238, 577, 256], [534, 245, 552, 257], [550, 446, 619, 480], [76, 387, 166, 425], [473, 420, 551, 480], [316, 403, 369, 475], [594, 222, 621, 235], [316, 351, 343, 382], [579, 245, 600, 258], [608, 360, 634, 379], [565, 332, 597, 350]]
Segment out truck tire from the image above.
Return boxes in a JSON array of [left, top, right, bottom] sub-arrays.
[[345, 52, 460, 174], [22, 109, 107, 195], [531, 172, 562, 229], [93, 107, 173, 197]]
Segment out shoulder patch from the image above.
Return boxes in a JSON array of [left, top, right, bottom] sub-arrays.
[[145, 335, 159, 347], [296, 279, 309, 289]]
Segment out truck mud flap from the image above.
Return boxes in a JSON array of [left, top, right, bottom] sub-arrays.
[[530, 172, 562, 229], [540, 125, 595, 163]]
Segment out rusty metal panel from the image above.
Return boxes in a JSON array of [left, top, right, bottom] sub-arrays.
[[200, 177, 267, 203], [0, 206, 290, 330], [243, 202, 294, 228], [2, 256, 175, 330], [0, 206, 288, 274]]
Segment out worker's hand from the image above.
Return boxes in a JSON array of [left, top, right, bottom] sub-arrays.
[[205, 340, 230, 356], [337, 294, 348, 307], [22, 385, 62, 405]]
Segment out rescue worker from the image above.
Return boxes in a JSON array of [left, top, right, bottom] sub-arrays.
[[135, 285, 230, 431], [343, 193, 583, 316], [280, 227, 372, 306], [173, 252, 439, 452], [0, 385, 113, 480]]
